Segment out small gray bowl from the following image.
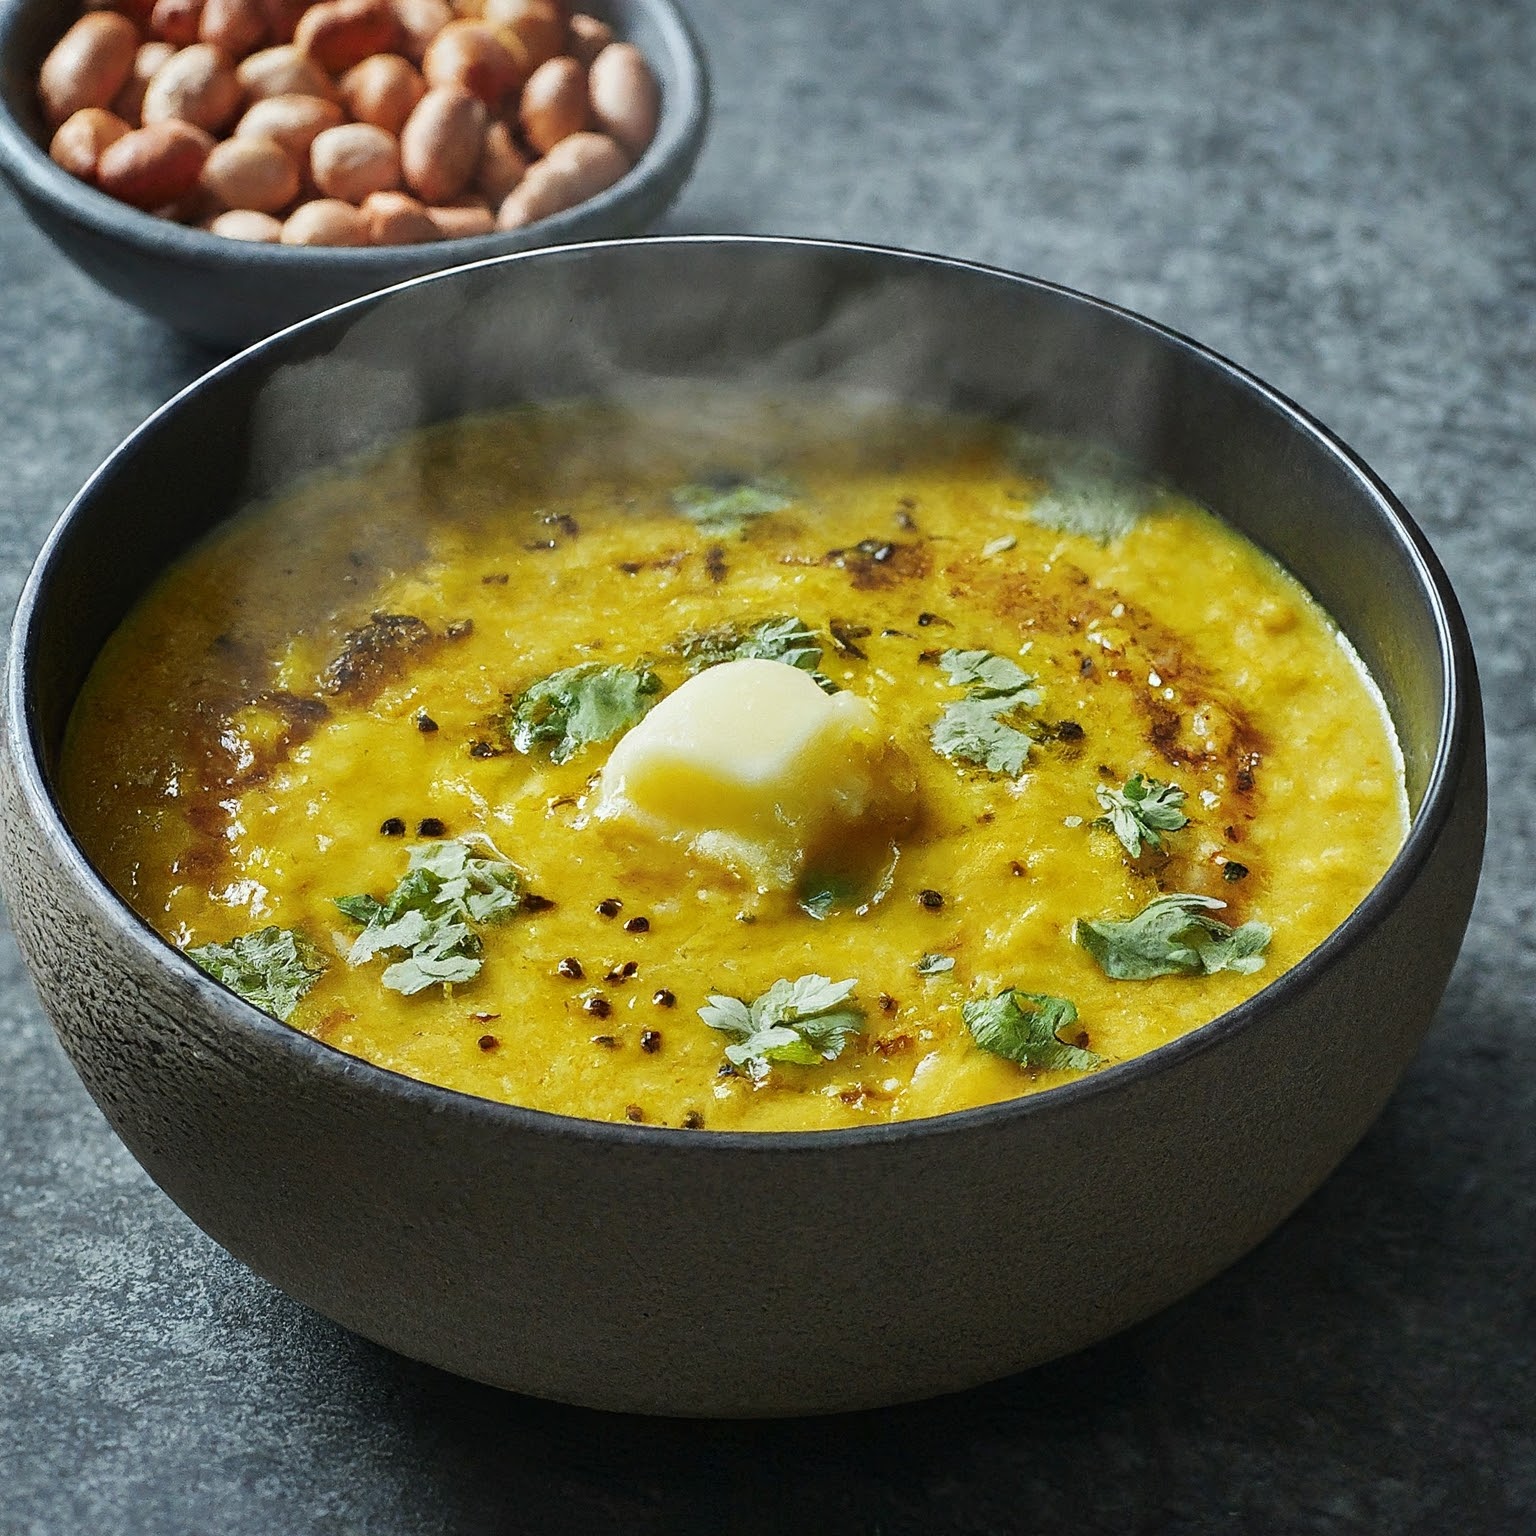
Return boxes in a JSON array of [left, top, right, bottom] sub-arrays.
[[0, 238, 1486, 1417], [0, 0, 708, 347]]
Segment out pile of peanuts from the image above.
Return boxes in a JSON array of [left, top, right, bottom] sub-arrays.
[[37, 0, 659, 244]]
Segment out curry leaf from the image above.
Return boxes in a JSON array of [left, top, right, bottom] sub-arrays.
[[1094, 772, 1189, 857], [962, 988, 1099, 1072], [699, 973, 864, 1082], [930, 648, 1042, 778], [507, 661, 662, 764], [1074, 893, 1271, 980], [186, 925, 327, 1022]]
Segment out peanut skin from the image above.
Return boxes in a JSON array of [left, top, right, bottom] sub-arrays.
[[39, 12, 141, 129], [235, 44, 336, 102], [49, 106, 132, 182], [281, 196, 371, 243], [141, 43, 243, 133], [149, 0, 203, 47], [309, 120, 401, 200], [391, 0, 452, 64], [587, 42, 657, 160], [361, 188, 439, 242], [199, 0, 267, 56], [236, 92, 344, 159], [422, 20, 520, 108], [207, 206, 283, 239], [110, 40, 176, 122], [339, 52, 426, 132], [199, 131, 298, 210], [495, 128, 625, 228], [398, 85, 484, 202], [294, 0, 400, 73], [566, 12, 612, 67], [97, 118, 213, 207], [424, 196, 494, 237], [474, 117, 525, 202], [518, 54, 585, 155], [482, 0, 561, 73]]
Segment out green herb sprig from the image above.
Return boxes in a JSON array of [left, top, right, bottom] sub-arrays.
[[678, 615, 836, 692], [699, 974, 864, 1082], [962, 988, 1099, 1072], [506, 661, 661, 764], [336, 838, 523, 995], [1074, 893, 1271, 981], [670, 475, 797, 536], [930, 648, 1043, 778], [1094, 772, 1189, 857], [186, 926, 327, 1022]]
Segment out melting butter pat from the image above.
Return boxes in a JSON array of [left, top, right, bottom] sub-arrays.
[[595, 658, 917, 894]]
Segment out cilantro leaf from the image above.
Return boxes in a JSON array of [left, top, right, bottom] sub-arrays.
[[670, 474, 797, 535], [962, 988, 1100, 1072], [1094, 772, 1189, 857], [337, 838, 523, 995], [1074, 893, 1272, 981], [930, 647, 1042, 778], [1014, 434, 1157, 544], [507, 662, 662, 764], [699, 973, 864, 1082], [678, 615, 836, 691], [186, 925, 327, 1022], [917, 952, 956, 975]]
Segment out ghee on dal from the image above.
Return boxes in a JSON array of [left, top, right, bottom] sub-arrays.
[[60, 399, 1408, 1131]]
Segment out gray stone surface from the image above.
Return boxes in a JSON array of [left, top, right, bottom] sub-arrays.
[[1, 0, 1532, 1530]]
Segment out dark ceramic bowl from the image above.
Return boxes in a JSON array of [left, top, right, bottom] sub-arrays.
[[0, 0, 708, 347], [0, 238, 1485, 1417]]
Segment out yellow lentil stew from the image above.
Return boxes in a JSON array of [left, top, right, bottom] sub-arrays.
[[60, 396, 1408, 1132]]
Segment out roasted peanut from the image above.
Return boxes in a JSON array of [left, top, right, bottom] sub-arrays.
[[566, 12, 611, 67], [293, 0, 399, 72], [96, 118, 213, 207], [280, 196, 370, 242], [199, 130, 297, 209], [199, 0, 266, 56], [391, 0, 451, 64], [109, 40, 175, 122], [149, 0, 203, 46], [39, 12, 140, 128], [361, 187, 438, 242], [518, 54, 584, 154], [49, 106, 131, 181], [398, 84, 483, 202], [207, 206, 282, 238], [309, 120, 400, 200], [482, 0, 561, 72], [496, 129, 624, 227], [141, 44, 243, 132], [474, 117, 524, 201], [236, 91, 344, 159], [587, 42, 655, 160], [424, 194, 493, 237], [422, 20, 519, 108], [236, 44, 337, 101], [339, 52, 425, 132], [85, 0, 156, 25]]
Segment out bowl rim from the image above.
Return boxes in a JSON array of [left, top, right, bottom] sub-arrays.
[[0, 0, 708, 266], [5, 233, 1482, 1153]]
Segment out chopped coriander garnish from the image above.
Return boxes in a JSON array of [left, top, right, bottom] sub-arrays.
[[186, 925, 327, 1022], [1013, 433, 1157, 544], [1094, 772, 1189, 857], [1074, 893, 1271, 981], [917, 952, 956, 975], [670, 474, 797, 535], [506, 661, 661, 764], [336, 838, 523, 995], [698, 974, 864, 1082], [930, 647, 1044, 778], [678, 615, 836, 691], [962, 988, 1099, 1072]]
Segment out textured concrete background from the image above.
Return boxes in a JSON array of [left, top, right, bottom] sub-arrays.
[[2, 0, 1532, 1531]]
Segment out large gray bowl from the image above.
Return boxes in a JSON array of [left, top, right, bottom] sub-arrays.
[[0, 0, 708, 347], [0, 238, 1485, 1417]]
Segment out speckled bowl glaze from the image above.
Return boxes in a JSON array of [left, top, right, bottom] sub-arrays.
[[0, 0, 708, 347], [0, 238, 1485, 1417]]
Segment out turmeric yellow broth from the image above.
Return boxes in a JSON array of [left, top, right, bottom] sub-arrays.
[[61, 398, 1407, 1131]]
